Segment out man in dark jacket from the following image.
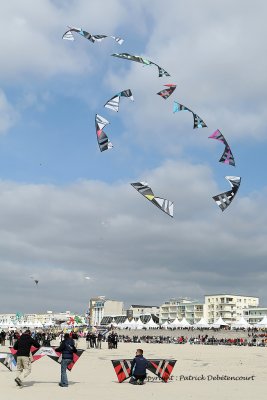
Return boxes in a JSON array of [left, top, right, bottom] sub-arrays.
[[129, 349, 148, 385], [13, 329, 40, 386], [55, 333, 77, 387]]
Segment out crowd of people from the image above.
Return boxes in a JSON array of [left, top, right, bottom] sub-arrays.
[[2, 328, 267, 351], [113, 333, 267, 346]]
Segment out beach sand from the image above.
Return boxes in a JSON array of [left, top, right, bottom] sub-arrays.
[[0, 339, 266, 400]]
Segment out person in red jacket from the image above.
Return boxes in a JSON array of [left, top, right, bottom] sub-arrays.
[[13, 329, 40, 386]]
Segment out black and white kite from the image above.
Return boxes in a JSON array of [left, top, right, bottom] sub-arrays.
[[131, 182, 173, 217], [104, 89, 134, 112], [62, 26, 123, 44], [208, 129, 235, 166], [95, 114, 113, 152], [173, 101, 207, 129], [212, 176, 241, 211], [111, 53, 170, 77]]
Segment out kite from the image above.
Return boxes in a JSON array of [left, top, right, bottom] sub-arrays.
[[47, 348, 84, 371], [0, 352, 17, 371], [30, 276, 39, 286], [131, 182, 174, 218], [157, 84, 177, 100], [111, 53, 170, 77], [10, 346, 44, 363], [6, 347, 84, 372], [104, 89, 134, 112], [95, 114, 113, 152], [62, 26, 123, 44], [173, 101, 207, 129], [208, 129, 235, 166], [67, 317, 75, 326], [212, 176, 241, 211], [111, 359, 177, 383]]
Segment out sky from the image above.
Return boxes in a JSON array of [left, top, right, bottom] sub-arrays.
[[0, 0, 267, 314]]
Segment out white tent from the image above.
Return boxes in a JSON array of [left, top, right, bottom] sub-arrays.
[[33, 320, 43, 328], [0, 318, 15, 329], [25, 321, 35, 328], [161, 321, 170, 329], [231, 317, 251, 329], [211, 316, 229, 328], [120, 318, 132, 329], [16, 320, 28, 328], [135, 318, 145, 330], [193, 318, 210, 329], [179, 317, 192, 328], [255, 315, 267, 328], [169, 318, 181, 329], [107, 319, 118, 328], [144, 318, 159, 329], [43, 319, 55, 328]]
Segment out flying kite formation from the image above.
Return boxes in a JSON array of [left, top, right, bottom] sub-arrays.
[[173, 101, 207, 129], [62, 26, 124, 44], [131, 182, 174, 218], [62, 24, 241, 215], [212, 176, 241, 211], [111, 53, 170, 77], [157, 84, 177, 100], [104, 89, 134, 112], [95, 114, 113, 152], [208, 129, 235, 166]]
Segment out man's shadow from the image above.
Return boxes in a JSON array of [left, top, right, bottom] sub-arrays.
[[21, 380, 79, 387]]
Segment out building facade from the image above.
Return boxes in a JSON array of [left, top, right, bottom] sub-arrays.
[[89, 296, 124, 326], [204, 294, 259, 324], [0, 311, 74, 327], [128, 305, 159, 318], [159, 298, 204, 324], [243, 307, 267, 324]]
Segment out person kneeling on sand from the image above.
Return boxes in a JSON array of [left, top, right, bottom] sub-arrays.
[[13, 329, 40, 387], [55, 333, 77, 387], [129, 349, 148, 385]]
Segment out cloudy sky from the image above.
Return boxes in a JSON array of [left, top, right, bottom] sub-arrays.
[[0, 0, 267, 314]]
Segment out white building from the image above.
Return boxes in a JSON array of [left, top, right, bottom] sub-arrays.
[[89, 296, 124, 326], [204, 294, 259, 324], [128, 305, 159, 318], [159, 298, 204, 325], [0, 311, 74, 327], [243, 307, 267, 324]]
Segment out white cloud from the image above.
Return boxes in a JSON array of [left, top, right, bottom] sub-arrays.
[[0, 90, 18, 134], [0, 0, 148, 82], [103, 0, 267, 142], [0, 160, 266, 311]]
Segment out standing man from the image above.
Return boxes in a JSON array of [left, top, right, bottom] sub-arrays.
[[113, 332, 118, 349], [85, 331, 91, 349], [129, 349, 148, 385], [55, 333, 77, 387], [97, 332, 103, 349], [0, 330, 6, 346], [13, 329, 40, 387]]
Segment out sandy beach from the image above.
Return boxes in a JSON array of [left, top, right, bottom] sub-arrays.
[[0, 338, 266, 400]]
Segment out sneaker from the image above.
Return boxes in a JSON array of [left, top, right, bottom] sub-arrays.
[[15, 378, 22, 387]]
